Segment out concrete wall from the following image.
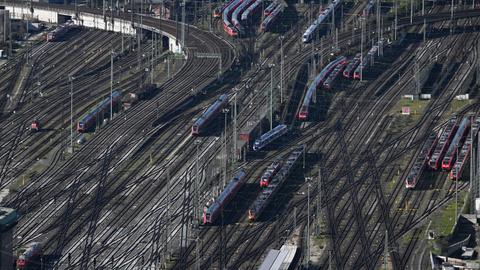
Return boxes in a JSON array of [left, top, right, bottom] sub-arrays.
[[2, 4, 183, 53]]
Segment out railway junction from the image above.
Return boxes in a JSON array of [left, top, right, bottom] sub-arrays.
[[1, 0, 480, 269]]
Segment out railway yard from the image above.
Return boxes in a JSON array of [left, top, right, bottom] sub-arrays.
[[1, 0, 480, 269]]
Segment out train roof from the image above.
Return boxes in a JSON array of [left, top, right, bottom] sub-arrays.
[[256, 124, 287, 143], [444, 117, 470, 161], [193, 94, 228, 128], [242, 0, 261, 20], [0, 207, 18, 231], [302, 56, 345, 107], [206, 170, 246, 214], [232, 0, 255, 25], [79, 91, 121, 124], [250, 146, 304, 218]]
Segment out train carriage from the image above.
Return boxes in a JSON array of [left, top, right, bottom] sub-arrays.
[[77, 91, 121, 132], [202, 170, 246, 224], [253, 124, 288, 151], [192, 94, 229, 135]]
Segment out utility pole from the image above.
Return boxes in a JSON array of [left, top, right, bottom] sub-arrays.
[[410, 0, 413, 24], [222, 108, 229, 188], [166, 168, 171, 261], [384, 229, 388, 270], [233, 93, 237, 165], [451, 0, 455, 34], [280, 36, 284, 104], [394, 0, 397, 41], [70, 76, 74, 152], [182, 0, 186, 46], [270, 66, 273, 130], [110, 49, 114, 120], [376, 0, 381, 56], [316, 168, 321, 236], [195, 141, 200, 222], [360, 17, 364, 82], [306, 180, 311, 268]]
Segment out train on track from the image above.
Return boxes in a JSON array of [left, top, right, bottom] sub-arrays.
[[248, 146, 304, 221], [405, 133, 437, 189], [260, 159, 282, 187], [343, 54, 361, 78], [260, 3, 284, 32], [122, 83, 157, 109], [191, 94, 229, 135], [77, 91, 121, 133], [302, 0, 341, 43], [450, 117, 480, 180], [46, 21, 75, 42], [361, 0, 375, 17], [253, 124, 288, 151], [353, 45, 379, 79], [429, 117, 458, 170], [30, 120, 41, 132], [298, 56, 346, 120], [16, 242, 43, 270], [441, 117, 470, 170], [202, 170, 246, 224]]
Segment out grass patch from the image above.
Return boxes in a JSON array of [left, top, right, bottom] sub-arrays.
[[446, 99, 474, 116], [431, 190, 467, 237]]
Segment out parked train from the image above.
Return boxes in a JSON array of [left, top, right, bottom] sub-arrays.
[[353, 45, 379, 79], [202, 170, 246, 224], [429, 117, 458, 170], [47, 21, 75, 42], [362, 0, 375, 17], [298, 56, 346, 120], [16, 242, 43, 270], [241, 0, 262, 22], [31, 120, 41, 132], [122, 84, 157, 109], [248, 146, 304, 221], [260, 159, 282, 187], [405, 133, 438, 189], [264, 1, 278, 16], [343, 54, 361, 78], [260, 4, 284, 32], [441, 117, 470, 170], [232, 0, 256, 33], [302, 0, 341, 43], [77, 91, 122, 133], [191, 94, 229, 135], [253, 124, 288, 151], [222, 0, 243, 37], [450, 117, 480, 180], [323, 60, 346, 89]]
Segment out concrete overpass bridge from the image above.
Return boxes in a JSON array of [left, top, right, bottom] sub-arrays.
[[0, 2, 183, 53]]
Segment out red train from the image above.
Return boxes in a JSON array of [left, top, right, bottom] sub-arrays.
[[213, 7, 222, 18], [31, 120, 41, 132], [429, 117, 458, 170], [343, 54, 361, 78], [405, 133, 438, 189], [260, 160, 282, 187], [441, 117, 470, 170], [203, 170, 246, 224], [16, 242, 43, 270], [122, 84, 157, 109], [77, 91, 122, 133], [192, 94, 229, 135]]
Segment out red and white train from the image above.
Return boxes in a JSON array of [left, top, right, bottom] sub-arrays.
[[202, 170, 246, 224], [428, 117, 458, 170], [405, 133, 438, 189], [298, 56, 346, 120], [441, 117, 470, 170], [191, 94, 229, 135]]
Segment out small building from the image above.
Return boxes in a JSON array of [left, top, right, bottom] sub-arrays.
[[0, 207, 19, 270], [0, 10, 10, 44]]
